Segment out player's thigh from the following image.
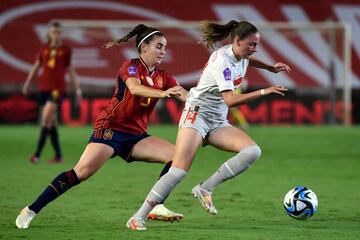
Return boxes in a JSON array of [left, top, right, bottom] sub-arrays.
[[41, 101, 58, 126], [172, 128, 203, 170], [208, 126, 256, 153], [73, 142, 114, 181], [131, 136, 175, 163]]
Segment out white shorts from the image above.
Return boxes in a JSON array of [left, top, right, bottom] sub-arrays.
[[178, 105, 231, 140]]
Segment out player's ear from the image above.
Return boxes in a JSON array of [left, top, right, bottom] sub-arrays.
[[234, 35, 242, 47], [139, 43, 147, 53]]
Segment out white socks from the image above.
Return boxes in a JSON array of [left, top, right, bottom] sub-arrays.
[[133, 167, 187, 219], [200, 145, 261, 191], [132, 145, 261, 219]]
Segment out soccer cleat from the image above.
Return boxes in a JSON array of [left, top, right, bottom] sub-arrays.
[[30, 155, 39, 163], [147, 204, 183, 222], [192, 184, 218, 215], [47, 157, 63, 164], [15, 206, 36, 229], [126, 217, 147, 230]]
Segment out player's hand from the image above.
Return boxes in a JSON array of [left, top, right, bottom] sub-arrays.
[[162, 86, 182, 98], [270, 63, 291, 73], [264, 85, 288, 96]]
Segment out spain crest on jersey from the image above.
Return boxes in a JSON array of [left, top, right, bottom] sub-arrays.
[[103, 129, 113, 140]]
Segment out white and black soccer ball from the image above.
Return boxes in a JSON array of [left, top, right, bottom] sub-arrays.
[[284, 186, 318, 220]]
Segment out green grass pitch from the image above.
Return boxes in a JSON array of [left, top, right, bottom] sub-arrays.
[[0, 125, 359, 239]]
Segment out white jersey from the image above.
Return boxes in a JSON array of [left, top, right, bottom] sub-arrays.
[[186, 44, 249, 121]]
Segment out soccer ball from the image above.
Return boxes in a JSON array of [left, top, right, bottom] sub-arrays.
[[283, 186, 318, 220]]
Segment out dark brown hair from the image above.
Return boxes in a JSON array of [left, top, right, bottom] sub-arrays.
[[49, 21, 62, 28], [105, 24, 164, 52], [200, 20, 258, 49], [46, 21, 62, 44]]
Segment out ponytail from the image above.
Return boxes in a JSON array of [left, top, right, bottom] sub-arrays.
[[104, 24, 147, 49], [105, 24, 164, 53], [200, 20, 258, 49], [200, 20, 238, 49]]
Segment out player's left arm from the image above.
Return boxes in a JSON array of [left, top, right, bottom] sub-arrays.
[[67, 66, 82, 105], [249, 57, 291, 73]]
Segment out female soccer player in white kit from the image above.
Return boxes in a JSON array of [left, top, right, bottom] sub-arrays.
[[126, 20, 291, 230]]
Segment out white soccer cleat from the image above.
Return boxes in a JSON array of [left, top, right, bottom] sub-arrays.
[[15, 206, 36, 229], [147, 204, 183, 222], [126, 217, 147, 231], [192, 184, 218, 215]]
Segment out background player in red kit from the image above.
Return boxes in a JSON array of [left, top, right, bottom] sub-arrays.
[[22, 21, 82, 163], [15, 24, 188, 229]]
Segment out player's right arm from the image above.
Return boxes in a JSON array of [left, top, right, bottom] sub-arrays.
[[22, 60, 41, 96], [125, 77, 182, 98]]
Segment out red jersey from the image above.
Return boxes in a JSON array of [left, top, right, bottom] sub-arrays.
[[94, 58, 179, 135], [37, 43, 72, 93]]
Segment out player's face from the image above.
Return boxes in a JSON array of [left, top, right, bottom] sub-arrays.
[[233, 32, 260, 59], [48, 26, 61, 42], [141, 35, 167, 66]]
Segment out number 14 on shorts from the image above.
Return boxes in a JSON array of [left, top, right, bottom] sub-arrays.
[[183, 106, 200, 124]]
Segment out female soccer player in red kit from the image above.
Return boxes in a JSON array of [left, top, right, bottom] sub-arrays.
[[16, 24, 188, 229], [22, 21, 82, 163]]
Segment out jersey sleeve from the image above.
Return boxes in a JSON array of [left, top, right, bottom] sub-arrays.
[[119, 60, 140, 83], [164, 72, 179, 89], [208, 53, 234, 92]]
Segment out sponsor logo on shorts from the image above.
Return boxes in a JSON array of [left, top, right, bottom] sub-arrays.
[[223, 67, 231, 81]]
